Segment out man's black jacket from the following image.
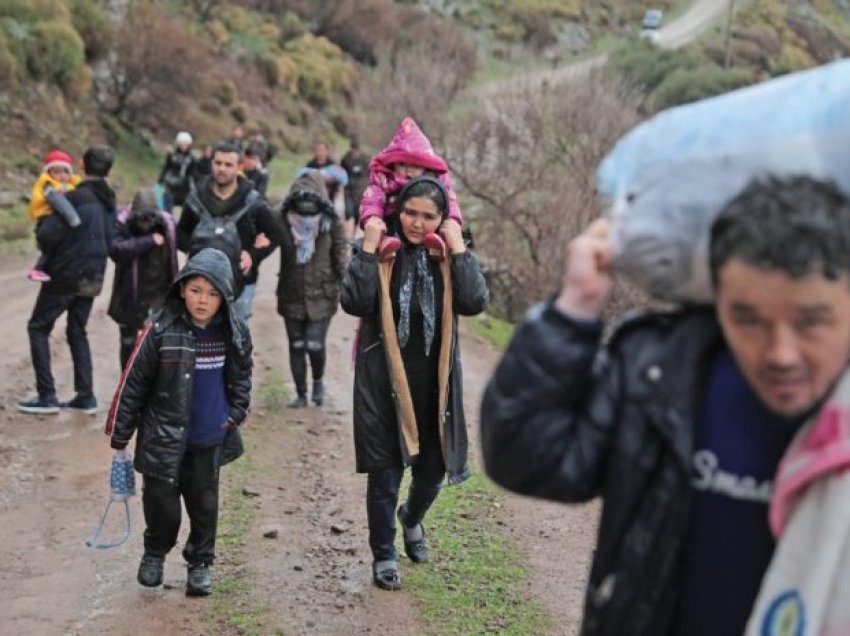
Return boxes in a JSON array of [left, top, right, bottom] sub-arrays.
[[481, 302, 722, 636]]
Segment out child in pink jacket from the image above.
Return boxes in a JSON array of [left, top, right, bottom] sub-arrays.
[[359, 117, 462, 261]]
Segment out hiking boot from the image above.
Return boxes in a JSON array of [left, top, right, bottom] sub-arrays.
[[378, 235, 402, 262], [16, 395, 60, 415], [398, 504, 429, 564], [311, 380, 325, 406], [288, 394, 308, 409], [186, 563, 213, 597], [27, 268, 51, 283], [423, 232, 447, 262], [60, 394, 98, 415], [137, 554, 164, 588], [372, 560, 401, 591]]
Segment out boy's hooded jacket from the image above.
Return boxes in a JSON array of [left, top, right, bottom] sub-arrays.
[[359, 117, 462, 228], [106, 248, 252, 483]]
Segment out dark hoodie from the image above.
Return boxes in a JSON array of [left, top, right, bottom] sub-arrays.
[[107, 248, 252, 481], [177, 175, 281, 291], [37, 177, 117, 296]]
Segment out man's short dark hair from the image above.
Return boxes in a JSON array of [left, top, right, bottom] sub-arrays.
[[710, 175, 850, 286], [83, 145, 114, 177], [213, 140, 242, 159]]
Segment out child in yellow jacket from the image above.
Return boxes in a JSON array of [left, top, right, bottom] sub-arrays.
[[28, 150, 83, 282]]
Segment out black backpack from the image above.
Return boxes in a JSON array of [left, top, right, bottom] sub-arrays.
[[186, 185, 260, 264]]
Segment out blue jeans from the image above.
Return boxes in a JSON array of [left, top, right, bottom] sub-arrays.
[[27, 287, 94, 400], [235, 283, 257, 324]]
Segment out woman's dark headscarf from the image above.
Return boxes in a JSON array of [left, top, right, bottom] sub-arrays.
[[393, 176, 449, 356]]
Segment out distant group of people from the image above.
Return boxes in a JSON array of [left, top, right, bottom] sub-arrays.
[[16, 116, 488, 597]]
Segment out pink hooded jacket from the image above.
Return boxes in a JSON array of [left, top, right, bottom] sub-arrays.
[[359, 117, 462, 229]]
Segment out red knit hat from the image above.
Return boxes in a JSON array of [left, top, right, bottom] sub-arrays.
[[373, 117, 448, 174], [43, 149, 73, 173]]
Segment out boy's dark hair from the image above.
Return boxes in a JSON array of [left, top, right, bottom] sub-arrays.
[[83, 145, 114, 177], [213, 141, 242, 159], [710, 175, 850, 286], [396, 177, 448, 219]]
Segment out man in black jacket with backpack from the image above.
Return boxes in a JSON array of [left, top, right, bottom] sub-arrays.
[[19, 146, 116, 415], [177, 141, 281, 322]]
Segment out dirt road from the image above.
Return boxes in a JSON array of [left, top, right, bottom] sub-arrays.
[[0, 246, 597, 635]]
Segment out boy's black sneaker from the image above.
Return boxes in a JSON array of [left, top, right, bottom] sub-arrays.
[[16, 395, 60, 414], [186, 563, 213, 597], [60, 394, 98, 415], [137, 554, 164, 587], [311, 380, 325, 406]]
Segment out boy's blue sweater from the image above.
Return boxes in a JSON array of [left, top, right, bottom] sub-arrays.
[[186, 319, 230, 447]]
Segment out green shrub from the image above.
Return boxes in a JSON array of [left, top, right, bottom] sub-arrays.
[[69, 0, 111, 61], [24, 20, 85, 86], [0, 0, 70, 23], [653, 65, 754, 109], [0, 29, 21, 89], [277, 11, 304, 45], [608, 39, 700, 95]]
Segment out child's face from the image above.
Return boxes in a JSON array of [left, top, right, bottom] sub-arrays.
[[47, 166, 72, 185], [394, 163, 425, 179], [181, 275, 223, 327]]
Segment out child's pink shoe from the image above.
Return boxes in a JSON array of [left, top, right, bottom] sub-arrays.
[[423, 233, 447, 262], [27, 268, 51, 283], [378, 236, 402, 262]]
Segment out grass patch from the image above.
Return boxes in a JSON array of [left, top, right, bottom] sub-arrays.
[[467, 313, 514, 350], [0, 202, 33, 242], [403, 471, 552, 635], [254, 371, 290, 411], [206, 451, 275, 635]]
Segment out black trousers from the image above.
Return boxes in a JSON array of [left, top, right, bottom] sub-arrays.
[[142, 444, 220, 566], [283, 316, 330, 396], [118, 324, 140, 370], [27, 286, 94, 400], [366, 434, 445, 562]]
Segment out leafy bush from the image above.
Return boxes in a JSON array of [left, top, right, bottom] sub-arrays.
[[608, 39, 700, 95], [285, 33, 355, 106], [0, 29, 21, 90], [0, 0, 70, 23], [653, 64, 754, 109], [24, 20, 85, 87], [68, 0, 112, 61], [277, 11, 304, 45]]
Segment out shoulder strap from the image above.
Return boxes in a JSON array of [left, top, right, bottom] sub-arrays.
[[228, 189, 261, 225], [186, 182, 212, 221]]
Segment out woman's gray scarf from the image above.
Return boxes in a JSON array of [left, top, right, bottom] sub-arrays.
[[397, 246, 436, 356], [287, 212, 328, 263]]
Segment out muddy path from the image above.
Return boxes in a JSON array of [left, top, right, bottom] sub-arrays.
[[0, 247, 596, 635]]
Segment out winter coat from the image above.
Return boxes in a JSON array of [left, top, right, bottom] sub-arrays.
[[177, 175, 281, 291], [158, 149, 196, 205], [359, 117, 461, 228], [276, 173, 349, 321], [481, 304, 724, 636], [106, 248, 252, 483], [341, 149, 370, 199], [304, 158, 347, 201], [341, 240, 489, 483], [107, 207, 178, 328], [243, 167, 269, 196], [28, 171, 82, 220], [36, 178, 116, 296]]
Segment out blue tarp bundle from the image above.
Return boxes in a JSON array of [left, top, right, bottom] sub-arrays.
[[597, 59, 850, 303]]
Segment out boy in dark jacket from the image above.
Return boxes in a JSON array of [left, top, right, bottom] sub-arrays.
[[106, 248, 252, 597], [108, 188, 178, 368]]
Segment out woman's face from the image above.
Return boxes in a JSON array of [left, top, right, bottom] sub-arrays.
[[399, 196, 442, 244]]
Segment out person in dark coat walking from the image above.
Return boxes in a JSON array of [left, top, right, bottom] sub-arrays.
[[107, 247, 252, 597], [18, 145, 116, 415], [277, 170, 349, 407], [480, 177, 850, 636], [158, 131, 196, 213], [341, 176, 489, 591], [108, 188, 178, 368]]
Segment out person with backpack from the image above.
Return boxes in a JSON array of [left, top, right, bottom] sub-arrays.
[[176, 141, 281, 322], [158, 131, 196, 213]]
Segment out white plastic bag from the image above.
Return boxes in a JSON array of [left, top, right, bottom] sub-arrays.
[[597, 59, 850, 303]]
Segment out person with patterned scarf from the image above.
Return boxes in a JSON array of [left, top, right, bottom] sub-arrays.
[[276, 170, 349, 407], [341, 175, 489, 591]]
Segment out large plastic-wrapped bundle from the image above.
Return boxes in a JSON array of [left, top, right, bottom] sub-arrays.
[[597, 59, 850, 303]]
